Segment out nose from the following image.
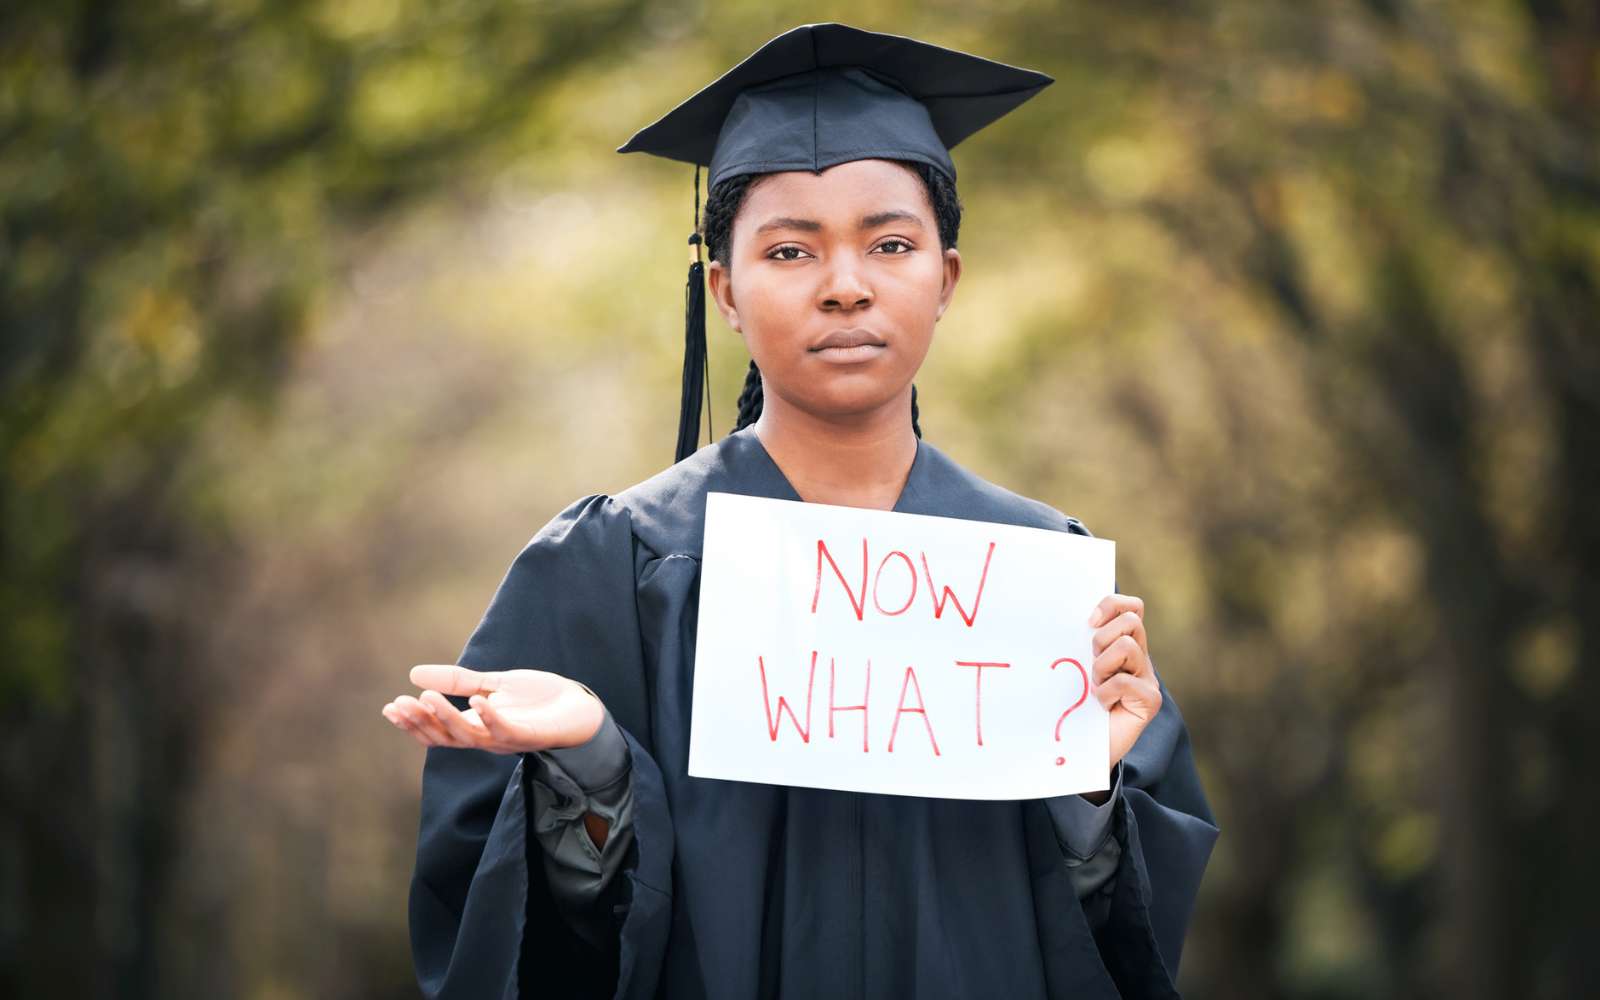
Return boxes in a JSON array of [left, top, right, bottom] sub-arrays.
[[818, 256, 873, 312]]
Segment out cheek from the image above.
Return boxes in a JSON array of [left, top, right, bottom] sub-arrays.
[[880, 260, 946, 335], [738, 279, 807, 321], [730, 272, 810, 353]]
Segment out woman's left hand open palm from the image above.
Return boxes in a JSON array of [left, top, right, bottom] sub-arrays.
[[382, 664, 606, 754]]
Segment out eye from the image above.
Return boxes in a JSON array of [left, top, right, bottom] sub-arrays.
[[767, 245, 811, 261], [874, 239, 914, 255]]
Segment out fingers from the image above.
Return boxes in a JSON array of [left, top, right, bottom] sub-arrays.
[[410, 664, 503, 697], [471, 695, 517, 744], [1092, 633, 1150, 686], [1088, 593, 1144, 628], [1092, 609, 1147, 659], [1094, 671, 1163, 722], [420, 689, 491, 744], [394, 695, 449, 741], [383, 702, 435, 747], [384, 696, 445, 746]]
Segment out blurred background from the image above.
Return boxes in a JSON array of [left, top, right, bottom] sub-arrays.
[[2, 1, 1595, 997]]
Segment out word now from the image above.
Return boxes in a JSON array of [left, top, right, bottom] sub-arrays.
[[757, 651, 1089, 755], [812, 538, 997, 627]]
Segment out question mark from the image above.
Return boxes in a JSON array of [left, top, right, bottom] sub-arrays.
[[1050, 657, 1089, 765]]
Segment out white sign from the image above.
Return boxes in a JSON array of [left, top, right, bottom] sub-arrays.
[[688, 492, 1115, 800]]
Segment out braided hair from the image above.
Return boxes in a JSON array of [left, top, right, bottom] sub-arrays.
[[701, 160, 962, 438]]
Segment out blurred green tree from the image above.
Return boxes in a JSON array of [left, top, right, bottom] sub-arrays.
[[0, 1, 649, 995]]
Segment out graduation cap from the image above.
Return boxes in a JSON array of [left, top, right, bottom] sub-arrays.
[[617, 23, 1054, 462]]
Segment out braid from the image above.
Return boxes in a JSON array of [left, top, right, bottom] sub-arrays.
[[706, 160, 958, 439], [733, 359, 764, 431], [702, 173, 759, 266]]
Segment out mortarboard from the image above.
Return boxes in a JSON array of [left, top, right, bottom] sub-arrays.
[[617, 23, 1054, 462]]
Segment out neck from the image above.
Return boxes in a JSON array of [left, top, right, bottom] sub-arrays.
[[752, 387, 918, 511]]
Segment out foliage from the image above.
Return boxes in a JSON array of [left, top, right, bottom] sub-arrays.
[[2, 2, 1594, 997]]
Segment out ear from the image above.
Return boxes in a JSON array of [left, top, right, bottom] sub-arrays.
[[706, 260, 741, 332], [935, 247, 963, 320]]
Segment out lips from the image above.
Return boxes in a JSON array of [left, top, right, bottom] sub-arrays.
[[811, 328, 887, 351]]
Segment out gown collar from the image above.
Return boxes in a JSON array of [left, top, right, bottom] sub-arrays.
[[725, 423, 930, 513]]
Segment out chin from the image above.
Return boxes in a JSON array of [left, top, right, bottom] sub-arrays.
[[793, 380, 911, 422]]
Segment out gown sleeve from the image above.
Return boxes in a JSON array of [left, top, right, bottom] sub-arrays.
[[407, 495, 675, 1000], [1045, 760, 1126, 907], [524, 711, 637, 950], [1087, 658, 1218, 997]]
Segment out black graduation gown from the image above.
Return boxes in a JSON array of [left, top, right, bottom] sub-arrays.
[[408, 426, 1219, 999]]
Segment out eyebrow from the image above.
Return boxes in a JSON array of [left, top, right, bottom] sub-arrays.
[[753, 209, 926, 235]]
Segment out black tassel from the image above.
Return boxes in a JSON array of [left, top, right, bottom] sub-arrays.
[[676, 167, 710, 463]]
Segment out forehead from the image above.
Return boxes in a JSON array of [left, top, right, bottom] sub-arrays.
[[737, 159, 931, 223]]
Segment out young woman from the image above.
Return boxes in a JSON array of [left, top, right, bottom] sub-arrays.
[[383, 23, 1217, 1000]]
